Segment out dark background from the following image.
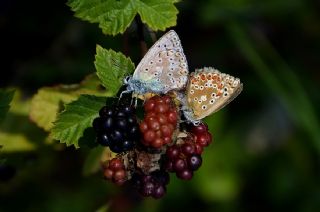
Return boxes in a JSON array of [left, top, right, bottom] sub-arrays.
[[1, 0, 320, 211]]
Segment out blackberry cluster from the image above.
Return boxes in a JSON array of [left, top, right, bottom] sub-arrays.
[[96, 96, 213, 199], [131, 170, 170, 199], [103, 158, 127, 186], [93, 105, 140, 153], [190, 123, 212, 148], [163, 123, 212, 180], [164, 141, 202, 180], [139, 95, 178, 148]]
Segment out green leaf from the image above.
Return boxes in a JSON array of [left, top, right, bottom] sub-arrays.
[[0, 89, 14, 121], [137, 0, 178, 31], [67, 0, 179, 35], [30, 74, 110, 131], [95, 45, 135, 96], [51, 95, 107, 148]]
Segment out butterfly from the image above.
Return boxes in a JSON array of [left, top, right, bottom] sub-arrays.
[[182, 67, 243, 123], [125, 30, 189, 94]]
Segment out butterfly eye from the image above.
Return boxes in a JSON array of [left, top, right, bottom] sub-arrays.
[[202, 105, 207, 110]]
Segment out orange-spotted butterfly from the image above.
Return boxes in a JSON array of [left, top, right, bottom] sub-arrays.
[[182, 67, 243, 124]]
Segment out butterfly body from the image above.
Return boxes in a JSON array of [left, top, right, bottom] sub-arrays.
[[183, 67, 243, 122], [126, 30, 188, 94]]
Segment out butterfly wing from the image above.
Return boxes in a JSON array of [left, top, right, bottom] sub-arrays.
[[186, 67, 243, 120], [132, 30, 188, 94]]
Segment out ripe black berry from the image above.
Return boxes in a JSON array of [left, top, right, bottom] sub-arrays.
[[110, 130, 123, 143], [101, 117, 114, 130], [116, 118, 127, 130], [122, 140, 133, 151], [187, 155, 202, 171], [99, 106, 114, 117], [97, 133, 111, 146]]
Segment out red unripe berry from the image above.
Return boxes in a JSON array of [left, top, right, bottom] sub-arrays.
[[191, 123, 208, 135], [144, 130, 156, 143], [146, 116, 156, 124], [173, 158, 186, 172], [176, 169, 193, 180], [163, 136, 171, 144], [166, 146, 180, 159], [104, 168, 113, 180], [162, 95, 172, 104], [167, 111, 178, 124], [160, 125, 172, 137], [140, 121, 148, 133], [196, 133, 211, 147], [154, 96, 164, 104], [144, 99, 155, 111], [155, 130, 162, 138], [114, 169, 126, 181], [148, 120, 160, 131], [195, 143, 204, 154], [109, 159, 124, 170], [181, 142, 195, 155], [157, 114, 168, 124], [152, 138, 164, 148], [155, 103, 169, 113]]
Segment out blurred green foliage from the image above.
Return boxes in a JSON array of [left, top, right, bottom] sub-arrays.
[[1, 0, 320, 211]]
